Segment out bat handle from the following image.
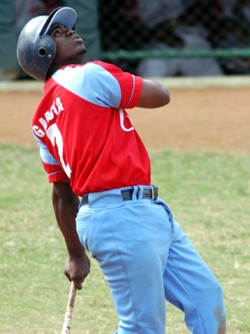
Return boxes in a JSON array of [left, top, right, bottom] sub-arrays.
[[61, 281, 77, 334]]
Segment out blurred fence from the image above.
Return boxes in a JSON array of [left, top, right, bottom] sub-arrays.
[[99, 0, 250, 76]]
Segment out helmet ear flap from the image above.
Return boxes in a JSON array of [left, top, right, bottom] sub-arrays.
[[38, 46, 47, 57], [37, 35, 56, 58], [35, 35, 57, 80]]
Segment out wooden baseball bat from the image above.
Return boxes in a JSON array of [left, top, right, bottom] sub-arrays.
[[61, 281, 77, 334]]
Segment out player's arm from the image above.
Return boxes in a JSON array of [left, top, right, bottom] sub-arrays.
[[87, 62, 169, 109], [137, 78, 170, 108], [52, 179, 90, 289]]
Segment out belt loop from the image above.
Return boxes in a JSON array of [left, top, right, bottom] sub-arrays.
[[152, 185, 155, 200], [79, 195, 85, 209], [132, 186, 139, 201], [137, 186, 144, 200], [151, 184, 158, 200]]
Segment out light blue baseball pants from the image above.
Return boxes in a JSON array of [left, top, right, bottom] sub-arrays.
[[76, 186, 226, 334]]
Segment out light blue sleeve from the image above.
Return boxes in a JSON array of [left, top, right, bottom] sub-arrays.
[[32, 132, 60, 166], [53, 63, 122, 107]]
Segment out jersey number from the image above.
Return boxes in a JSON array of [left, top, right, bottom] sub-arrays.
[[47, 124, 72, 178], [46, 110, 132, 178]]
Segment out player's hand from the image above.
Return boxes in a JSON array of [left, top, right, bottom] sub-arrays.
[[64, 253, 90, 290]]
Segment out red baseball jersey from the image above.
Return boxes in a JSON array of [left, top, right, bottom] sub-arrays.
[[32, 61, 151, 196]]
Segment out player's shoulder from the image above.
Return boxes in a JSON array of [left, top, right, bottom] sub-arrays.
[[50, 63, 103, 88], [90, 61, 121, 71], [80, 62, 127, 91], [83, 61, 123, 76], [54, 62, 118, 80]]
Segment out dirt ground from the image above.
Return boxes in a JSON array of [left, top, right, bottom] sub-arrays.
[[1, 86, 250, 153]]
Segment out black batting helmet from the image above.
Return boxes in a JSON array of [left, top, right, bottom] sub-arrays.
[[16, 7, 77, 81]]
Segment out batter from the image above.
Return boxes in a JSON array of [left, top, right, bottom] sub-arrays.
[[17, 7, 226, 334]]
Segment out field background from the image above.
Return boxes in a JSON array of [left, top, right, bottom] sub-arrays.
[[1, 78, 250, 153], [0, 78, 250, 333]]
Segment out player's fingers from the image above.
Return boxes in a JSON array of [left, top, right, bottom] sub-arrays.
[[72, 280, 82, 290], [64, 270, 83, 290], [64, 270, 71, 282]]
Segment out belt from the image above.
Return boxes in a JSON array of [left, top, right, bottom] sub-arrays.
[[81, 186, 159, 206]]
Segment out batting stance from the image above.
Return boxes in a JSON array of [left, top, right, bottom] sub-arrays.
[[17, 7, 226, 334]]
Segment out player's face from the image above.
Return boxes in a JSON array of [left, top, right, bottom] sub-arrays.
[[48, 23, 86, 65]]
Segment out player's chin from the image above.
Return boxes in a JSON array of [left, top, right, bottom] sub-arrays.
[[78, 49, 86, 63], [78, 44, 87, 56], [71, 47, 86, 63], [70, 40, 86, 54]]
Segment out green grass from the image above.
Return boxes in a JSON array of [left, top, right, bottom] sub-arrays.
[[0, 144, 249, 333]]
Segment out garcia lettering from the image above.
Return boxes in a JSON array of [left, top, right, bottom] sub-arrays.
[[32, 97, 64, 138]]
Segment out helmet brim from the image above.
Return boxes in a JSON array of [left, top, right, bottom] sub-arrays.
[[40, 7, 77, 36]]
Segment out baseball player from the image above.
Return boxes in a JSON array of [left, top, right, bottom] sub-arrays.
[[17, 7, 226, 334]]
